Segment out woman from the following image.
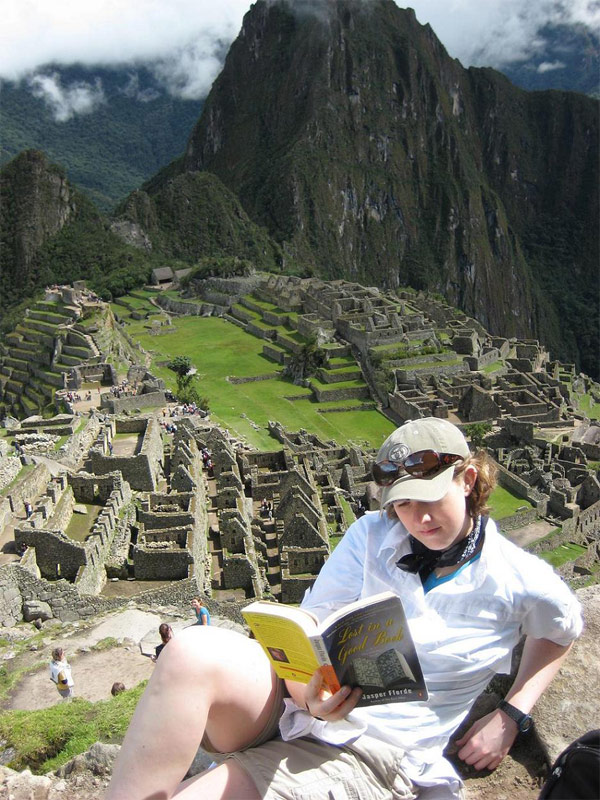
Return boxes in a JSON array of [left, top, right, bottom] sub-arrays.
[[49, 647, 74, 701], [107, 417, 582, 800]]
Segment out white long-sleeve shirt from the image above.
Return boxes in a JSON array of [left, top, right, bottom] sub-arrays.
[[279, 511, 582, 798], [49, 658, 74, 688]]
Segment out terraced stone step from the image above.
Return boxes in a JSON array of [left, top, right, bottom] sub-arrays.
[[32, 367, 66, 388], [316, 368, 363, 384], [5, 378, 24, 394], [26, 318, 63, 335], [4, 356, 30, 371], [20, 395, 38, 415], [14, 338, 51, 358], [62, 344, 94, 359], [28, 308, 73, 325], [56, 352, 87, 367], [9, 368, 29, 384], [36, 300, 79, 320], [20, 327, 55, 348], [24, 385, 48, 409], [4, 332, 23, 347], [10, 347, 40, 363]]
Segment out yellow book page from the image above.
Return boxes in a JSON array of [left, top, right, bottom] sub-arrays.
[[243, 611, 320, 684]]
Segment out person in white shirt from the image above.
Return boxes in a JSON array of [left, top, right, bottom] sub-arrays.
[[106, 418, 582, 800], [49, 647, 74, 700]]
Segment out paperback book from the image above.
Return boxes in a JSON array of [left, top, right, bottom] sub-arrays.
[[242, 591, 427, 707]]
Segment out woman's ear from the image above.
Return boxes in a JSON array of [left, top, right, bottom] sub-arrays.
[[463, 465, 478, 496]]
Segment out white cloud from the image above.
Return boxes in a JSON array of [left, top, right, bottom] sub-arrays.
[[408, 0, 600, 68], [29, 73, 106, 121], [537, 60, 567, 73], [1, 0, 598, 100], [0, 0, 250, 97], [120, 73, 160, 102]]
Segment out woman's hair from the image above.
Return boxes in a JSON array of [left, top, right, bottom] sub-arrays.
[[52, 647, 64, 661], [111, 681, 126, 696], [454, 450, 497, 518], [386, 450, 497, 520]]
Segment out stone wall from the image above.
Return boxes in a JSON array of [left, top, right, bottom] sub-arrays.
[[100, 391, 166, 414], [310, 383, 371, 403], [496, 463, 548, 512], [0, 563, 125, 627], [562, 500, 600, 540], [155, 295, 208, 316], [496, 508, 539, 532], [4, 462, 51, 516], [222, 554, 258, 594], [134, 546, 192, 580], [90, 418, 163, 491], [56, 415, 102, 468], [280, 572, 316, 604]]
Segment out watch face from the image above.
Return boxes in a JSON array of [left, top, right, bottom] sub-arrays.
[[519, 716, 533, 733]]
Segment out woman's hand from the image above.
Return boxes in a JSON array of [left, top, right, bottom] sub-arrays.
[[286, 672, 362, 722], [454, 710, 518, 771]]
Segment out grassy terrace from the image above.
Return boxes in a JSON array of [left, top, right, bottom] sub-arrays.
[[0, 682, 146, 772], [309, 376, 367, 391], [488, 486, 533, 519], [122, 313, 395, 450], [539, 542, 587, 568]]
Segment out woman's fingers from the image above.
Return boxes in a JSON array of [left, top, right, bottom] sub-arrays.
[[319, 686, 362, 720], [305, 673, 362, 721]]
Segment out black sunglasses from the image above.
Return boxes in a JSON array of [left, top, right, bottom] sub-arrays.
[[372, 450, 463, 486]]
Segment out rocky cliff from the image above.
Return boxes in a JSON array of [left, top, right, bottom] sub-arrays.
[[0, 150, 156, 311], [155, 0, 597, 377], [0, 150, 76, 306]]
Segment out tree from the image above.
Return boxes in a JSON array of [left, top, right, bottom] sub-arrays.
[[283, 335, 327, 384], [167, 356, 206, 407], [464, 422, 492, 450]]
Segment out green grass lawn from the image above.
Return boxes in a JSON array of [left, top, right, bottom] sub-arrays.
[[488, 486, 534, 520], [538, 542, 587, 568], [0, 683, 145, 773], [122, 313, 395, 450]]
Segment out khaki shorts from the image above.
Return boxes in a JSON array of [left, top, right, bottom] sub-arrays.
[[233, 734, 417, 800]]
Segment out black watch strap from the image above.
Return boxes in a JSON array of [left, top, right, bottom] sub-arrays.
[[497, 699, 533, 733]]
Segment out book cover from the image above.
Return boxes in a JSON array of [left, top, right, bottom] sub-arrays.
[[243, 592, 427, 706], [320, 593, 427, 706]]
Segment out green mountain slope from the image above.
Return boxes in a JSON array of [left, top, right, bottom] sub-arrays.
[[118, 168, 280, 268], [0, 66, 203, 211], [0, 150, 157, 318]]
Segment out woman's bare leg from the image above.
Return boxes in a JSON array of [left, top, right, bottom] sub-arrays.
[[173, 761, 260, 800], [106, 626, 279, 800]]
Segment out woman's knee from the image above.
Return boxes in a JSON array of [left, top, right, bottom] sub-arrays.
[[155, 627, 261, 688]]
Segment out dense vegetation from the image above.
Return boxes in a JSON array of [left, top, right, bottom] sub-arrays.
[[0, 152, 161, 323], [0, 65, 203, 211]]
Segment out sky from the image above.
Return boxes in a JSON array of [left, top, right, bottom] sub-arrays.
[[1, 0, 598, 119]]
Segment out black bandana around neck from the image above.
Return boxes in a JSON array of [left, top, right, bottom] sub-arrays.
[[396, 515, 487, 584]]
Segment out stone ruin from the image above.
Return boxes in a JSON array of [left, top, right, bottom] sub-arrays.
[[0, 275, 599, 627]]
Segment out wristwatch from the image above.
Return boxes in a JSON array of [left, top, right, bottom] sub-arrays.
[[497, 699, 533, 733]]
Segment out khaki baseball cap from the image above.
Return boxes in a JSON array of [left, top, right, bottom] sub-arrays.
[[377, 417, 470, 507]]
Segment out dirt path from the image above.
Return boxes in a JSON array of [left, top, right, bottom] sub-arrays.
[[7, 646, 154, 710]]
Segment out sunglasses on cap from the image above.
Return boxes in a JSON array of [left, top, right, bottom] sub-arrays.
[[372, 450, 464, 486]]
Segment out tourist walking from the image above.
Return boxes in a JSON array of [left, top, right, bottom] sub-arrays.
[[49, 647, 74, 701]]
